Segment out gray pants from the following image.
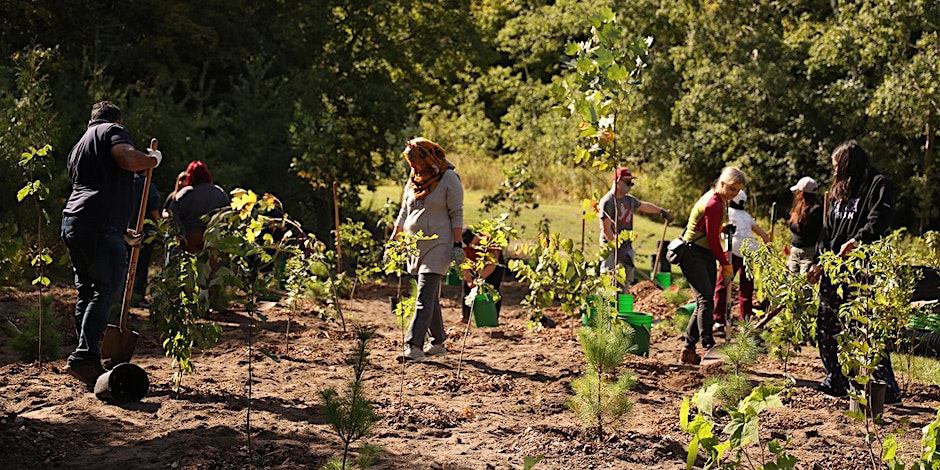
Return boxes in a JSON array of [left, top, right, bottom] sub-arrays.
[[787, 246, 816, 274], [405, 272, 446, 348], [601, 244, 635, 293]]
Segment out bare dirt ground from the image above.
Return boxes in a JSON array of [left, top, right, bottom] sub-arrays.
[[2, 279, 940, 470]]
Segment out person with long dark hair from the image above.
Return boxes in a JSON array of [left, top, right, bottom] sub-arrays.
[[786, 177, 822, 274], [807, 140, 900, 403], [678, 167, 746, 365]]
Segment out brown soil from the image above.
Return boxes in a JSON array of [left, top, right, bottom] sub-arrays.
[[1, 280, 939, 469]]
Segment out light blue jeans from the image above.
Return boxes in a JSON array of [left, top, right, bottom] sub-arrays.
[[61, 216, 128, 365]]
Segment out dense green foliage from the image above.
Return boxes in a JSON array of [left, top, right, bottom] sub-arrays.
[[2, 1, 939, 286]]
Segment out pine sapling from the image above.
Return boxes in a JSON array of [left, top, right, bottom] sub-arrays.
[[566, 294, 635, 439], [321, 325, 381, 469]]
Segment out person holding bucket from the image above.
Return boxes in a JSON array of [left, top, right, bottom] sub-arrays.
[[459, 227, 505, 324], [712, 189, 771, 331], [61, 101, 162, 387], [390, 138, 464, 362], [598, 168, 672, 292], [806, 140, 900, 403], [677, 167, 746, 365]]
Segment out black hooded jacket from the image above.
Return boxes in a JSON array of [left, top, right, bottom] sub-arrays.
[[817, 169, 892, 254]]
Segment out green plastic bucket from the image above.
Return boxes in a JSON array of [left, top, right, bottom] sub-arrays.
[[472, 294, 499, 327], [617, 294, 634, 314], [618, 312, 652, 356], [582, 295, 598, 326], [677, 302, 696, 316], [445, 268, 462, 286], [655, 272, 672, 288]]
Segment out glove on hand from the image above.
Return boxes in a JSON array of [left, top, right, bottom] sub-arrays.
[[125, 229, 143, 247], [660, 209, 672, 222], [451, 245, 466, 265], [721, 264, 734, 282], [148, 149, 163, 168]]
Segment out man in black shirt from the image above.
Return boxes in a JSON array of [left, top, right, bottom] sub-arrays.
[[61, 101, 162, 387]]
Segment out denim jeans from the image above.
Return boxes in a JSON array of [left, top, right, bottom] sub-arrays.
[[61, 216, 128, 365], [680, 244, 717, 349], [405, 272, 445, 348]]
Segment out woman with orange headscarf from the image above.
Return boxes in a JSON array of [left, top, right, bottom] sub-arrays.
[[389, 138, 464, 362]]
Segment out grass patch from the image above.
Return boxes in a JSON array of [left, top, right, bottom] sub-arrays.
[[892, 353, 940, 387]]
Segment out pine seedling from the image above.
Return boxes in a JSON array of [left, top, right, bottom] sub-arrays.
[[566, 295, 636, 439], [1, 294, 60, 361], [321, 325, 381, 470]]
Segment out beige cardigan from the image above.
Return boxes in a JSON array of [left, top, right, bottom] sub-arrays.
[[395, 170, 464, 275]]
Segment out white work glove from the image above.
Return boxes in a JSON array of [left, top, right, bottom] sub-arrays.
[[148, 149, 163, 168], [451, 243, 466, 264], [125, 229, 143, 247]]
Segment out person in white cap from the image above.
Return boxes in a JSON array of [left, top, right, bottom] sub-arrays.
[[712, 190, 771, 330], [786, 176, 822, 274]]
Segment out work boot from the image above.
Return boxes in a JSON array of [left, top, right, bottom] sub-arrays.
[[680, 347, 701, 365], [65, 362, 104, 387]]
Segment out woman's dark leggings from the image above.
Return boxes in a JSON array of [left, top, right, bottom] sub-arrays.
[[680, 245, 717, 349]]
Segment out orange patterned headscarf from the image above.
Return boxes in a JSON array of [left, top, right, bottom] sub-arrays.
[[403, 138, 453, 199]]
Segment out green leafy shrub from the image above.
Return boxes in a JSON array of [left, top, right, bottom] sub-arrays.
[[149, 219, 222, 392], [680, 384, 797, 470]]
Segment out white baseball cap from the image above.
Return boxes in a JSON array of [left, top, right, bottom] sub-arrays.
[[732, 190, 747, 204], [789, 176, 818, 194]]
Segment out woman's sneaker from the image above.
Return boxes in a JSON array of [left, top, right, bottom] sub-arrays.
[[423, 343, 448, 357], [402, 344, 426, 362]]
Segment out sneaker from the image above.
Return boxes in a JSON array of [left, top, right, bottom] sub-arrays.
[[680, 347, 701, 365], [812, 382, 848, 398], [65, 362, 103, 387], [701, 338, 716, 350], [713, 322, 725, 336], [137, 299, 152, 309], [402, 344, 426, 362], [423, 343, 448, 357]]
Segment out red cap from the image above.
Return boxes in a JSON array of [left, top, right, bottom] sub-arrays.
[[614, 168, 633, 181]]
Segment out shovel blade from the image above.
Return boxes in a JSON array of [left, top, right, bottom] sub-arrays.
[[101, 323, 139, 365]]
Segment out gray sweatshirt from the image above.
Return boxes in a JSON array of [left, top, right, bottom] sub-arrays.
[[395, 170, 464, 275]]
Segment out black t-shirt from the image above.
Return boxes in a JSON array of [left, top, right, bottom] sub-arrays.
[[62, 120, 135, 228], [788, 204, 822, 248]]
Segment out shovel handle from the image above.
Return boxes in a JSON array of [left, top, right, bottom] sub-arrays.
[[118, 138, 159, 330], [651, 218, 669, 288]]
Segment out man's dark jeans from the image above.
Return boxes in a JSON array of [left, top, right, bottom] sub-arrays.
[[61, 216, 128, 366]]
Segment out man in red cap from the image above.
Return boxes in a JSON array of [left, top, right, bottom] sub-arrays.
[[599, 167, 671, 292]]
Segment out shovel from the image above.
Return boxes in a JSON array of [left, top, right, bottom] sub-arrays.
[[651, 218, 670, 289], [102, 138, 158, 366]]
